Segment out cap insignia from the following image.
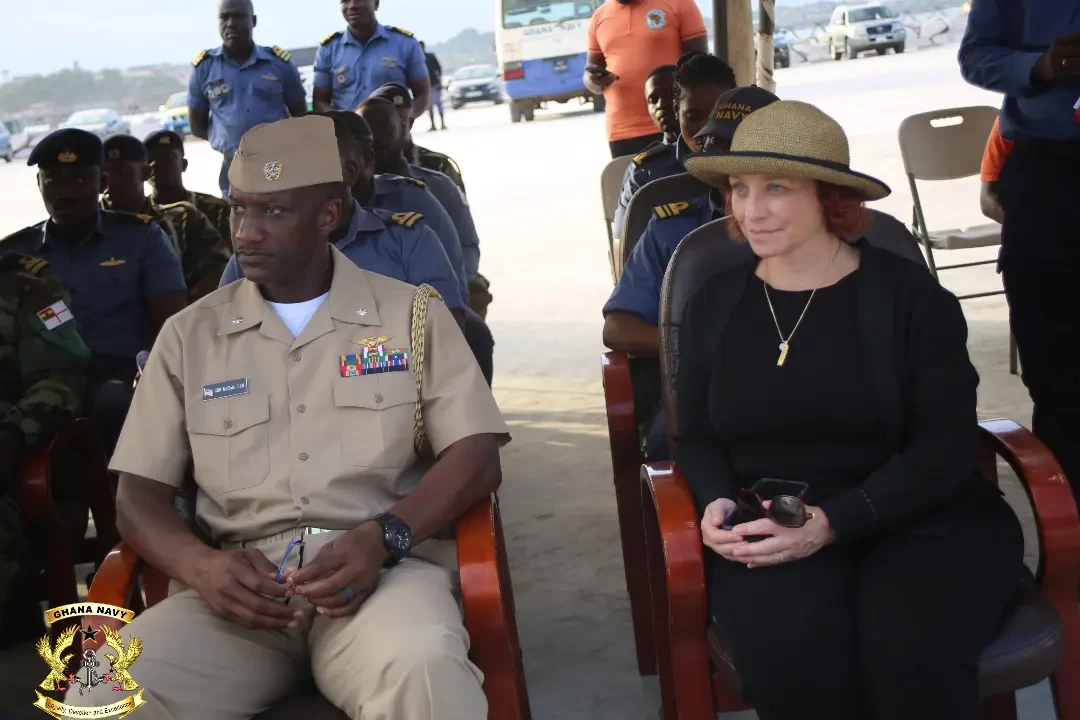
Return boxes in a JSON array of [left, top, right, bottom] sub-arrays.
[[57, 151, 77, 164], [263, 161, 283, 182]]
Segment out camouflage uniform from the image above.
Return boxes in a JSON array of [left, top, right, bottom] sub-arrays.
[[0, 252, 89, 638], [187, 190, 232, 250], [409, 142, 467, 195], [102, 198, 231, 302]]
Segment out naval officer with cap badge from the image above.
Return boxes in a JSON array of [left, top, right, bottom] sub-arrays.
[[82, 115, 506, 719], [0, 128, 186, 455]]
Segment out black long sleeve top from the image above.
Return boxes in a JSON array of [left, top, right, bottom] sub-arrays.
[[673, 243, 984, 543]]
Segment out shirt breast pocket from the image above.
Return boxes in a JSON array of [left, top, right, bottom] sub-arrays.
[[94, 263, 139, 309], [254, 79, 284, 103], [333, 375, 418, 468], [187, 394, 271, 494], [372, 60, 406, 88]]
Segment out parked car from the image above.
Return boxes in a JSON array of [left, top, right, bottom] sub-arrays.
[[0, 118, 33, 159], [159, 92, 191, 135], [0, 121, 13, 163], [60, 108, 130, 138], [827, 3, 906, 60], [448, 65, 505, 110]]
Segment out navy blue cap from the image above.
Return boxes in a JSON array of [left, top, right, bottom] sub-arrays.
[[27, 128, 105, 168], [144, 129, 185, 155], [368, 83, 413, 110], [103, 133, 148, 163], [695, 85, 780, 143]]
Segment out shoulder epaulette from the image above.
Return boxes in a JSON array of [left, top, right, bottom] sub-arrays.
[[192, 49, 208, 67], [389, 211, 424, 229], [402, 176, 425, 188], [632, 143, 669, 166], [653, 201, 693, 219], [104, 210, 153, 225], [388, 26, 415, 38], [320, 31, 342, 45], [0, 253, 49, 276], [271, 46, 292, 62]]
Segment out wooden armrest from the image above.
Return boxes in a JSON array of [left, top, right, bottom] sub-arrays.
[[641, 462, 712, 703], [18, 420, 84, 527], [458, 493, 531, 720], [602, 351, 641, 477], [978, 419, 1080, 596]]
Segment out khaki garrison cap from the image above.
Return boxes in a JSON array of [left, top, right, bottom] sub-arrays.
[[228, 115, 343, 193]]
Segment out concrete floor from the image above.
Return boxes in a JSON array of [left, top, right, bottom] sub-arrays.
[[0, 42, 1064, 719]]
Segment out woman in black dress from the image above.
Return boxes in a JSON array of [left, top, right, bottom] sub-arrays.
[[675, 100, 1024, 720]]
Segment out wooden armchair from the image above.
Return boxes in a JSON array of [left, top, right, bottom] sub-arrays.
[[18, 417, 120, 610], [642, 421, 1079, 719], [642, 221, 1078, 719], [84, 494, 532, 720]]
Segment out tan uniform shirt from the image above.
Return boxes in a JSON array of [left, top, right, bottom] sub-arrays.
[[110, 246, 509, 543]]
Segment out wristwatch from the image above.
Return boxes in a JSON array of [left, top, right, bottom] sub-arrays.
[[373, 513, 413, 566]]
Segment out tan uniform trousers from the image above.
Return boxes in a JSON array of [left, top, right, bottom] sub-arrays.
[[63, 532, 487, 720]]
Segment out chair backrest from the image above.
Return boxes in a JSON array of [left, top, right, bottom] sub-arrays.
[[621, 172, 711, 275], [658, 210, 927, 437], [602, 154, 635, 225], [897, 106, 999, 181]]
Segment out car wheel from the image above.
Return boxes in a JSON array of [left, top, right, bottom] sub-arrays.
[[876, 48, 887, 55], [845, 39, 858, 59], [831, 40, 842, 61], [451, 103, 463, 110], [895, 43, 905, 54], [494, 96, 505, 105], [3, 151, 11, 163]]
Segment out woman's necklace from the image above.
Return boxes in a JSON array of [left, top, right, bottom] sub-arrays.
[[763, 240, 842, 367]]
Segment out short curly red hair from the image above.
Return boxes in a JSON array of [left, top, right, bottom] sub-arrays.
[[723, 180, 871, 241]]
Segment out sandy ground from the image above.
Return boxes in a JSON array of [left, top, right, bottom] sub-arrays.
[[0, 43, 1061, 719]]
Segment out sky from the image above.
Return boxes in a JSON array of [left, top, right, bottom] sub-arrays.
[[0, 0, 818, 77]]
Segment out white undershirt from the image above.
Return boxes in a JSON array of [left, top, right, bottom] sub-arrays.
[[267, 292, 329, 338]]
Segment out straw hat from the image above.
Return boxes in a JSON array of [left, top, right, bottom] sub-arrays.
[[683, 100, 891, 201]]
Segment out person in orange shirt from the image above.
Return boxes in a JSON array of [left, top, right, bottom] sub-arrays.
[[979, 116, 1014, 224], [587, 0, 710, 158]]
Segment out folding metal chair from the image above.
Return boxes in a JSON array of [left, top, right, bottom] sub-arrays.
[[898, 105, 1018, 374]]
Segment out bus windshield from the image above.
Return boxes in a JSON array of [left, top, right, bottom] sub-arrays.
[[502, 1, 597, 29]]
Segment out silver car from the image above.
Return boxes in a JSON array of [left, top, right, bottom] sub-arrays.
[[827, 3, 907, 60], [60, 108, 130, 138]]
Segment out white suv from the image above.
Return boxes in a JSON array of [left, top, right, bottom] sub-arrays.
[[827, 4, 907, 60]]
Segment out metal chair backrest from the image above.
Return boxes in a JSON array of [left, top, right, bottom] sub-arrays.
[[620, 172, 711, 278], [658, 210, 926, 437], [898, 106, 999, 181]]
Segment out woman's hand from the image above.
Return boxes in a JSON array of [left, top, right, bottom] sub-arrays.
[[700, 499, 744, 560], [729, 504, 836, 568]]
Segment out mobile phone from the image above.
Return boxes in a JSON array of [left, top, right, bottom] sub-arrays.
[[585, 65, 610, 76], [720, 503, 770, 543]]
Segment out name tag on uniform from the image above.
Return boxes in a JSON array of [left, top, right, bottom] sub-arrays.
[[203, 378, 249, 400]]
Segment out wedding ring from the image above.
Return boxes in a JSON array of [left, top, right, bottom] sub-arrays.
[[342, 586, 355, 601]]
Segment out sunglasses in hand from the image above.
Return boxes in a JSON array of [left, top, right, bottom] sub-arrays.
[[721, 479, 814, 540]]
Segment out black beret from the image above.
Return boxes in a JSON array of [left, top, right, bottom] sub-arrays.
[[368, 83, 413, 110], [103, 134, 148, 162], [324, 110, 374, 144], [27, 128, 104, 168], [695, 85, 780, 144], [144, 129, 185, 155]]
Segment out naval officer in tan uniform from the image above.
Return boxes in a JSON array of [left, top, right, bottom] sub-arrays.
[[84, 114, 507, 719]]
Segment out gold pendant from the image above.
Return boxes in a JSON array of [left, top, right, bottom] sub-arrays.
[[777, 342, 789, 367]]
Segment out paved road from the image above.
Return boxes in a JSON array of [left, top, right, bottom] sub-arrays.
[[0, 43, 1056, 719]]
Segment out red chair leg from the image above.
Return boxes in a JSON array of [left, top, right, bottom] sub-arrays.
[[983, 693, 1017, 720], [602, 352, 656, 676]]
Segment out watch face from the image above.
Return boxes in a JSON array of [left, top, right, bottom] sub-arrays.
[[387, 525, 412, 553]]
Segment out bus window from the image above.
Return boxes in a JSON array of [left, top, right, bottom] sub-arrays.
[[502, 1, 596, 29]]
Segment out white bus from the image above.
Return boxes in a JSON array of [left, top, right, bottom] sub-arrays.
[[495, 1, 604, 123]]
